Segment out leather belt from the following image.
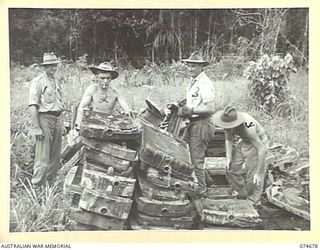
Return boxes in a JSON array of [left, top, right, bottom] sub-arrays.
[[41, 110, 62, 116]]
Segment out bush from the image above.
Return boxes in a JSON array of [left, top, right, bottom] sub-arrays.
[[243, 53, 297, 112]]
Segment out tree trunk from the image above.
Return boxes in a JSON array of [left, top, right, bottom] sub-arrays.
[[178, 12, 182, 61], [300, 11, 309, 66], [272, 15, 282, 55], [190, 15, 193, 52], [207, 10, 212, 59], [194, 14, 198, 50], [114, 36, 118, 67], [93, 25, 98, 62]]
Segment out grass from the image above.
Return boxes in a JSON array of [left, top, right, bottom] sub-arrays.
[[10, 178, 65, 232], [9, 60, 309, 232]]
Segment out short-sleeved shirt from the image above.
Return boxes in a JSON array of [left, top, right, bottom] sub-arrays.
[[186, 71, 215, 117], [28, 73, 62, 112]]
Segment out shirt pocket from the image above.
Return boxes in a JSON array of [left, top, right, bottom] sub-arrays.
[[42, 86, 56, 103]]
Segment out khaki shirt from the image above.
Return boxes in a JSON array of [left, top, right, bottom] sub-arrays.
[[28, 73, 62, 112], [186, 71, 215, 117]]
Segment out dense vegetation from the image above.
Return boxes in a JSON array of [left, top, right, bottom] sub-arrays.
[[9, 8, 308, 67]]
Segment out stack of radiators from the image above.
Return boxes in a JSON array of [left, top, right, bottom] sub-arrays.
[[61, 110, 141, 230], [130, 122, 198, 230], [202, 156, 261, 228]]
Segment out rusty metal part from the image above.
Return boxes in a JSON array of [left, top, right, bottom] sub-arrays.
[[202, 199, 262, 227], [266, 186, 310, 220], [79, 188, 133, 220], [81, 169, 136, 198], [139, 122, 193, 181]]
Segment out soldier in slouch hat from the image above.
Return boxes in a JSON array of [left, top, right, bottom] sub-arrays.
[[178, 51, 216, 196], [29, 52, 65, 189]]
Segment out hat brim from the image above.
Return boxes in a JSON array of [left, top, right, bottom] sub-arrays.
[[212, 111, 246, 129], [41, 60, 60, 66], [89, 66, 119, 79], [182, 59, 209, 67]]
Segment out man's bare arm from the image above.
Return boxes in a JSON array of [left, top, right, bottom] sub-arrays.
[[117, 94, 131, 114], [247, 129, 267, 175], [75, 86, 95, 127], [225, 129, 234, 169]]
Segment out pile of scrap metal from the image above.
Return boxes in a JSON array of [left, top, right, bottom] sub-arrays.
[[130, 122, 198, 230], [265, 144, 310, 221], [202, 157, 262, 228], [137, 99, 262, 229], [60, 110, 141, 230], [60, 99, 310, 230]]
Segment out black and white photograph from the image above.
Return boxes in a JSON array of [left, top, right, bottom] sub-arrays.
[[7, 6, 312, 236]]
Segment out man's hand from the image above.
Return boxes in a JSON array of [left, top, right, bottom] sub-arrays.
[[177, 106, 193, 117], [29, 126, 43, 144], [253, 172, 263, 186]]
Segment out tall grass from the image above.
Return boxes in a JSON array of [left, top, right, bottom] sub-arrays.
[[10, 179, 65, 232], [9, 60, 309, 232]]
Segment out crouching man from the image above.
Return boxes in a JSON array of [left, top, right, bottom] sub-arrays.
[[212, 106, 268, 205]]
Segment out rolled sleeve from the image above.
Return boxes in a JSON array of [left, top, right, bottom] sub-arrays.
[[28, 80, 40, 107]]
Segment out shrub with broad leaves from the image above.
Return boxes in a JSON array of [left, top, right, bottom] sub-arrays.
[[243, 53, 297, 112]]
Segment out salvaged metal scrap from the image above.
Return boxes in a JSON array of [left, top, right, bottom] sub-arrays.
[[266, 184, 310, 220], [81, 169, 136, 198], [137, 174, 185, 201], [82, 146, 131, 172], [135, 196, 194, 217], [63, 165, 83, 209], [139, 122, 193, 181], [204, 157, 227, 176], [81, 137, 137, 161], [165, 102, 186, 137], [206, 186, 237, 200], [60, 146, 84, 176], [267, 144, 300, 169], [131, 212, 194, 230], [69, 208, 127, 230], [83, 160, 134, 178], [61, 132, 82, 163], [266, 150, 310, 221], [202, 199, 262, 228], [139, 98, 165, 127], [79, 188, 133, 220], [277, 158, 309, 176], [146, 167, 199, 193], [79, 110, 141, 141]]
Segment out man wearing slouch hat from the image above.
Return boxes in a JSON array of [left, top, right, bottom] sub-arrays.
[[29, 52, 65, 189]]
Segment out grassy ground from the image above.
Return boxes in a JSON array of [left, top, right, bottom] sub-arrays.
[[9, 61, 309, 232]]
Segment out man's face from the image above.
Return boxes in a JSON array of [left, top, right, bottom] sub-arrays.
[[96, 72, 112, 89], [44, 64, 58, 77], [188, 63, 203, 78]]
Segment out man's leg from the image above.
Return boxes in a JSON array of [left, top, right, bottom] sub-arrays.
[[47, 116, 63, 185], [189, 120, 209, 195], [32, 115, 52, 188], [242, 144, 266, 205], [225, 142, 247, 197]]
